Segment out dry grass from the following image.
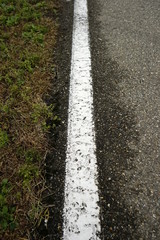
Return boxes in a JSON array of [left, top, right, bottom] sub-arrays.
[[0, 0, 59, 239]]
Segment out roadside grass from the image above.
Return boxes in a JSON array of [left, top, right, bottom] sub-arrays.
[[0, 0, 60, 238]]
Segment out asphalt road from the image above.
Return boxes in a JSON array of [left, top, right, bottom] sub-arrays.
[[41, 0, 160, 239], [88, 0, 160, 239]]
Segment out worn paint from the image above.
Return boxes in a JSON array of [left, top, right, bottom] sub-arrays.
[[63, 0, 101, 239]]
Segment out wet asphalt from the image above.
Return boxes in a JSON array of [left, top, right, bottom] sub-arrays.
[[37, 1, 73, 239], [88, 0, 160, 239], [41, 0, 160, 239]]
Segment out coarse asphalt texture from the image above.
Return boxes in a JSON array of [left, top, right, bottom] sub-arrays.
[[88, 0, 160, 239], [40, 0, 160, 239]]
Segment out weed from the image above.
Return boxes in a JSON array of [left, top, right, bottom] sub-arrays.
[[19, 53, 40, 72], [0, 39, 9, 59], [22, 23, 48, 44], [29, 202, 43, 222], [19, 163, 39, 188], [0, 97, 15, 115], [31, 103, 53, 123], [0, 179, 17, 232], [2, 5, 15, 14], [23, 23, 48, 35], [0, 129, 9, 148], [6, 14, 20, 26], [20, 87, 31, 102], [25, 149, 41, 163], [35, 1, 46, 9], [20, 3, 41, 21], [0, 15, 7, 25], [31, 103, 60, 130]]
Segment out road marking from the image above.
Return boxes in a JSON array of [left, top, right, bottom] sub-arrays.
[[63, 0, 101, 239]]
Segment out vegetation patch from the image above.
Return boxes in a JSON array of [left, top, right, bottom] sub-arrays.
[[0, 0, 60, 239]]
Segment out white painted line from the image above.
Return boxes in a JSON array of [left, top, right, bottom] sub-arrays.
[[63, 0, 101, 239]]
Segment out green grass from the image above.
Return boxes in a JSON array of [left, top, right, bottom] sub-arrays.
[[0, 179, 17, 232], [0, 0, 59, 238], [0, 129, 9, 148]]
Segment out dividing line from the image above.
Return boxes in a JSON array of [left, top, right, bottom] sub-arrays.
[[63, 0, 101, 239]]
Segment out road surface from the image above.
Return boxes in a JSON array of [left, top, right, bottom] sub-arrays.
[[43, 0, 160, 239], [89, 0, 160, 239]]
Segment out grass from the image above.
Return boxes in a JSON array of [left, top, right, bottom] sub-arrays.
[[0, 0, 60, 238]]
